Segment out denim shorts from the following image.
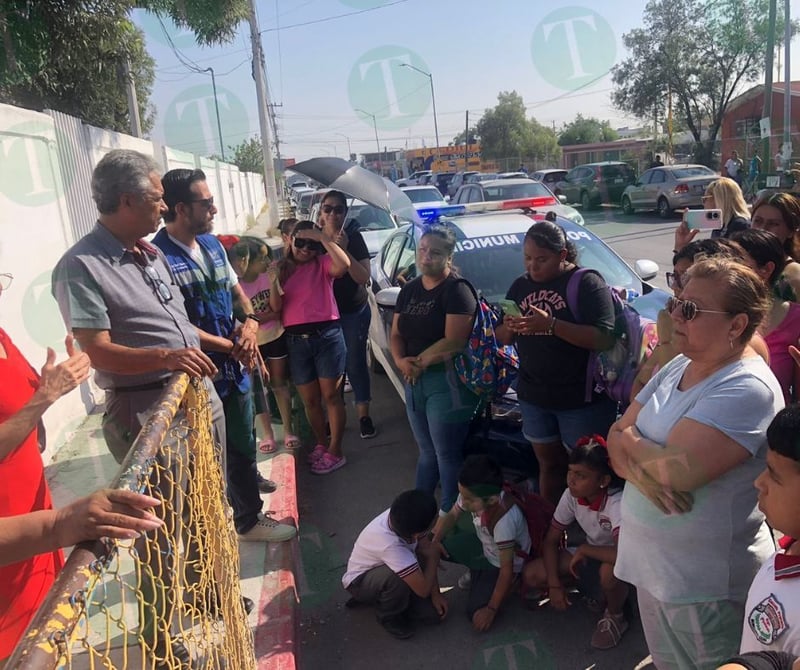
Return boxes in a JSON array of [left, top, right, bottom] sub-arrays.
[[519, 397, 616, 449], [286, 323, 346, 385]]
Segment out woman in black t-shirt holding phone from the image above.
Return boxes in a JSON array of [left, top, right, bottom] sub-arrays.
[[391, 225, 480, 515], [496, 221, 617, 505]]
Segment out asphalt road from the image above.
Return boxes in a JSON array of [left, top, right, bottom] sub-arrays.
[[295, 208, 681, 670]]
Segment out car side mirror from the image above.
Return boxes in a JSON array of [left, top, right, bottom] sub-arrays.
[[558, 194, 567, 204], [376, 287, 401, 308], [634, 259, 659, 282]]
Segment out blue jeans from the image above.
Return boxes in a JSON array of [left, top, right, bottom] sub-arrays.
[[404, 364, 481, 513], [286, 323, 346, 385], [340, 302, 371, 405]]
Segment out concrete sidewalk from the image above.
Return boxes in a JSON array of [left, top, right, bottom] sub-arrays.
[[44, 407, 301, 670]]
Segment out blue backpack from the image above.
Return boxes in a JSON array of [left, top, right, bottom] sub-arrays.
[[454, 280, 519, 400], [566, 268, 658, 408]]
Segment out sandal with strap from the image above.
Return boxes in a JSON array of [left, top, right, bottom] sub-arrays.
[[258, 437, 278, 454], [590, 611, 629, 649], [283, 434, 301, 451]]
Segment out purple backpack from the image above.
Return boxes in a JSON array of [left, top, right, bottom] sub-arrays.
[[566, 268, 658, 409]]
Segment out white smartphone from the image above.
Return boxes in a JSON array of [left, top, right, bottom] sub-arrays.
[[685, 209, 723, 230]]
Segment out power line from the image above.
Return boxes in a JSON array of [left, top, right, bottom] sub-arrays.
[[259, 0, 410, 34]]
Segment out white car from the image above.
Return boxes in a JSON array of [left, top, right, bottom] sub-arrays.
[[400, 185, 448, 211], [396, 170, 432, 187]]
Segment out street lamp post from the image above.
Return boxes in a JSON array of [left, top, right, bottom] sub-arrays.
[[355, 108, 381, 170], [335, 133, 352, 160], [398, 63, 440, 169]]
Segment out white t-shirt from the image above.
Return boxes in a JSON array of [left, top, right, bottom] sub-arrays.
[[725, 157, 741, 178], [552, 489, 621, 546], [456, 492, 531, 572], [740, 551, 800, 655], [167, 233, 238, 285], [615, 355, 783, 603], [342, 509, 419, 589]]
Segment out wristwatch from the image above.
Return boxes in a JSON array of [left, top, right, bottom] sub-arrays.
[[246, 313, 261, 324]]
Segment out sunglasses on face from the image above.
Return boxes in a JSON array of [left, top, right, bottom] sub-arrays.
[[321, 204, 346, 215], [665, 296, 731, 321], [293, 237, 323, 252], [190, 197, 214, 208], [665, 271, 683, 290]]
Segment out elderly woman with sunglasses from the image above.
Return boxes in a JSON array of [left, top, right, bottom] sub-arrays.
[[609, 258, 784, 670], [275, 220, 351, 474]]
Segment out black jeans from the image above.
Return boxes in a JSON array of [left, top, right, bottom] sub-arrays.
[[346, 564, 441, 624]]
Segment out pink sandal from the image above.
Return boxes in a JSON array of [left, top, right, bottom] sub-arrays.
[[283, 434, 301, 451], [258, 437, 278, 454]]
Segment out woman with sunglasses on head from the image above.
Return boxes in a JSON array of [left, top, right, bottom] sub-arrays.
[[495, 220, 617, 506], [674, 177, 751, 253], [750, 192, 800, 300], [317, 190, 377, 439], [609, 258, 784, 670], [732, 229, 800, 404], [275, 220, 351, 474]]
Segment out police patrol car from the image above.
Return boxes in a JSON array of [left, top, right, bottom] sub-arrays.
[[366, 198, 669, 455]]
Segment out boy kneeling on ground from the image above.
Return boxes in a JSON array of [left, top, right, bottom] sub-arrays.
[[433, 455, 532, 633], [342, 489, 448, 639]]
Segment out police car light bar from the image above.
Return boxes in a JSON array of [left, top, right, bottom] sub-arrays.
[[416, 196, 558, 222]]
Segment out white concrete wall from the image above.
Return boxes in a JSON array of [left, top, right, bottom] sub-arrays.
[[0, 102, 266, 462]]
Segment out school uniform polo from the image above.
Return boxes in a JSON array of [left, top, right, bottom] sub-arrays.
[[740, 551, 800, 656], [342, 510, 419, 589], [551, 489, 622, 546]]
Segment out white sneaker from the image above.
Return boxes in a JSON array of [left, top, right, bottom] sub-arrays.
[[238, 513, 297, 543]]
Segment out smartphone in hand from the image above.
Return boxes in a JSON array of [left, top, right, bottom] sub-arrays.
[[500, 299, 522, 317], [685, 209, 722, 230]]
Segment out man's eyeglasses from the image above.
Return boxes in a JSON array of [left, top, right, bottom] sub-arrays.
[[665, 271, 683, 290], [0, 273, 12, 291], [293, 237, 323, 252], [666, 296, 731, 321], [142, 264, 173, 304], [190, 197, 215, 208], [321, 204, 346, 215]]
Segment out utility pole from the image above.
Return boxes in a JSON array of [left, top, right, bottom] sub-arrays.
[[762, 0, 778, 168], [464, 110, 469, 171], [123, 57, 142, 138], [268, 102, 284, 197], [782, 0, 792, 166], [205, 67, 225, 160], [247, 0, 279, 229]]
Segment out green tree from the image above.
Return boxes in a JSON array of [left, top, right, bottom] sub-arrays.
[[558, 115, 619, 145], [0, 1, 248, 134], [450, 127, 479, 145], [212, 136, 265, 174], [475, 91, 560, 166], [611, 0, 791, 167]]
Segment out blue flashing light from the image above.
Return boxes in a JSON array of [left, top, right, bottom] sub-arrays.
[[416, 204, 466, 222]]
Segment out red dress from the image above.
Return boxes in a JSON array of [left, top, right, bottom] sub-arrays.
[[0, 329, 64, 659]]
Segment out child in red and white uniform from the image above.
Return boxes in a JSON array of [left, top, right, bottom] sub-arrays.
[[740, 404, 800, 657], [523, 434, 629, 650]]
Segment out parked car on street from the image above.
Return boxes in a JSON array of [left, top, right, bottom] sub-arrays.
[[530, 168, 568, 192], [295, 191, 315, 219], [554, 162, 637, 209], [448, 170, 480, 198], [367, 207, 667, 446], [451, 178, 585, 225], [290, 185, 314, 205], [465, 172, 499, 184], [396, 170, 432, 187], [621, 164, 718, 218], [400, 185, 448, 210], [343, 199, 405, 258]]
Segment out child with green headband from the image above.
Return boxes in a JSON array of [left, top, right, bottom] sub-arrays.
[[432, 455, 531, 632]]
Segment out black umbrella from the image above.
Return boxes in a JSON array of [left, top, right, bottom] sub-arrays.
[[290, 157, 420, 225]]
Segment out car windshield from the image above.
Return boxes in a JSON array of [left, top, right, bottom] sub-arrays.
[[346, 204, 396, 231], [483, 182, 552, 201], [600, 165, 634, 180], [403, 188, 444, 203], [669, 166, 715, 179], [451, 229, 641, 305]]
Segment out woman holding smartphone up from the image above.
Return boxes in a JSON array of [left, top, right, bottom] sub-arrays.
[[674, 177, 750, 252]]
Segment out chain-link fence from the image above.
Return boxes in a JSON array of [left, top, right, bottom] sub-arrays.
[[8, 375, 256, 670]]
